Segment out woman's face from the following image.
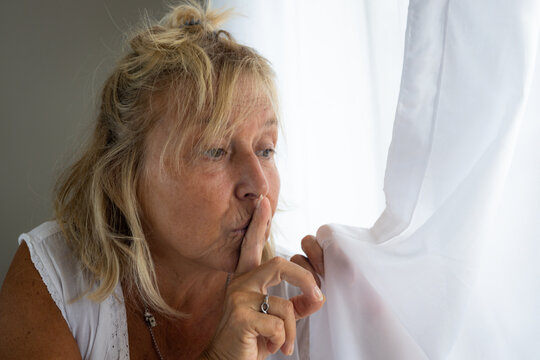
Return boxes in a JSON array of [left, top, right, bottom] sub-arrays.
[[139, 94, 279, 273]]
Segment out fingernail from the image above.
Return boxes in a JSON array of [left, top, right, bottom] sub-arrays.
[[256, 194, 264, 209], [288, 343, 295, 355], [313, 285, 324, 301]]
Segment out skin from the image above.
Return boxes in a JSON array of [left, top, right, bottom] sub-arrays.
[[0, 242, 83, 360], [132, 91, 326, 359], [138, 98, 281, 275], [0, 89, 326, 360]]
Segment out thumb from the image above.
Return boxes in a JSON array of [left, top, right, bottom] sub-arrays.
[[235, 196, 272, 274]]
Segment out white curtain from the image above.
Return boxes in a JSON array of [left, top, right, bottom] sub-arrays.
[[215, 0, 409, 253], [215, 0, 540, 358]]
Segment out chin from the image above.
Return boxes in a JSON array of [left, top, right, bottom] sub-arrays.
[[215, 254, 238, 273], [209, 247, 240, 273], [206, 233, 247, 272]]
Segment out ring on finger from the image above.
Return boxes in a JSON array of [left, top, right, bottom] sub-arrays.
[[260, 294, 270, 314]]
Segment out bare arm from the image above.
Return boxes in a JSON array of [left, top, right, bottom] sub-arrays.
[[0, 242, 82, 359]]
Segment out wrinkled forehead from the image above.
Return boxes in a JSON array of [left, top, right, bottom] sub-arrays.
[[146, 74, 278, 171], [154, 73, 275, 125], [204, 74, 278, 134], [228, 73, 276, 114], [228, 93, 275, 125]]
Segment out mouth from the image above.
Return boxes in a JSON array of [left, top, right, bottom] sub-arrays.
[[231, 217, 252, 237]]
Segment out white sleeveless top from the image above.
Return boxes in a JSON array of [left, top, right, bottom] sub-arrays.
[[19, 221, 309, 360]]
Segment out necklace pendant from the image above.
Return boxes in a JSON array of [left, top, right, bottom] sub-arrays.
[[144, 310, 157, 327]]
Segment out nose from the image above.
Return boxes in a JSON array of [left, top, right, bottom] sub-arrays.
[[234, 152, 269, 201]]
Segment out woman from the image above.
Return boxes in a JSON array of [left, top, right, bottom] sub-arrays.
[[0, 2, 325, 359]]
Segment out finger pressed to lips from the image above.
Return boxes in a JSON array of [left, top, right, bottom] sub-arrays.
[[235, 197, 272, 274], [226, 204, 324, 356]]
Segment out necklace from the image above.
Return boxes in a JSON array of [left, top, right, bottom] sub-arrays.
[[143, 272, 232, 360]]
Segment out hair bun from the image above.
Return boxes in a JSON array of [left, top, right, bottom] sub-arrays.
[[160, 1, 229, 32]]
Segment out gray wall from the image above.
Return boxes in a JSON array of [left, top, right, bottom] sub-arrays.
[[0, 0, 166, 283]]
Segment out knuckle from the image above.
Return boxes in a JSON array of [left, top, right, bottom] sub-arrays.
[[230, 307, 248, 327], [227, 291, 247, 308], [269, 256, 286, 267], [303, 268, 316, 284], [273, 319, 285, 334]]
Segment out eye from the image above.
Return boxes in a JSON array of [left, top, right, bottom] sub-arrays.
[[204, 148, 227, 160], [257, 147, 276, 159]]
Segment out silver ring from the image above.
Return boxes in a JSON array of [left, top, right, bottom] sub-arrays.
[[260, 294, 270, 314]]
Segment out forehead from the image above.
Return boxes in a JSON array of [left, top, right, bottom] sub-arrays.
[[150, 93, 276, 155], [145, 74, 278, 162], [211, 81, 278, 136], [229, 76, 274, 113], [230, 97, 276, 125]]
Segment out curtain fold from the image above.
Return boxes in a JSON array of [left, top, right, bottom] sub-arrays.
[[311, 0, 540, 358]]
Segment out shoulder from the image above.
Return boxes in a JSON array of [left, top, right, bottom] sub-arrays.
[[17, 221, 75, 316], [0, 230, 82, 359], [1, 221, 130, 359]]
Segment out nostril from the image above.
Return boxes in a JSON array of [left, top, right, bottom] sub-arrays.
[[243, 192, 262, 200]]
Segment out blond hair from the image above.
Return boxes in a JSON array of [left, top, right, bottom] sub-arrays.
[[54, 0, 278, 316]]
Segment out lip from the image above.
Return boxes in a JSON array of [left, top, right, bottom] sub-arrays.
[[232, 218, 252, 233]]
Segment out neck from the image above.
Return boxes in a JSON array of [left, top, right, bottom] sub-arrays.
[[152, 251, 230, 315], [122, 255, 229, 360]]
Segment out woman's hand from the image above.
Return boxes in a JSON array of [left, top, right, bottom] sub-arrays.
[[290, 235, 325, 287], [201, 197, 325, 360]]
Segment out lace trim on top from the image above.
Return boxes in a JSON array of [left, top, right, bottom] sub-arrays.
[[19, 236, 68, 320], [111, 285, 130, 359], [19, 223, 130, 359]]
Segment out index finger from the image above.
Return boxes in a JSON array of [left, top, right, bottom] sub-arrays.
[[235, 196, 272, 274]]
